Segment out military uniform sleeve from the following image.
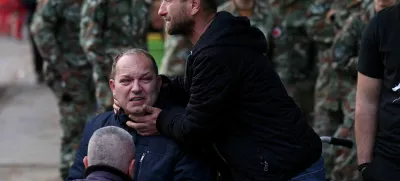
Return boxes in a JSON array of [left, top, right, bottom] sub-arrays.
[[30, 0, 68, 72], [331, 14, 365, 72], [80, 0, 107, 78]]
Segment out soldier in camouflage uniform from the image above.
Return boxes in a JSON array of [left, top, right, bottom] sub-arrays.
[[30, 0, 96, 179], [268, 0, 316, 123], [159, 0, 272, 77], [218, 0, 273, 43], [80, 0, 151, 113], [328, 0, 396, 180], [306, 0, 359, 137], [305, 0, 361, 178]]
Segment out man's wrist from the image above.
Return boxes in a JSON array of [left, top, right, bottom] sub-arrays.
[[357, 162, 370, 172], [156, 110, 166, 134]]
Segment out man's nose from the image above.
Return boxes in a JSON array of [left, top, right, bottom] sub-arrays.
[[131, 81, 141, 93], [158, 2, 167, 17]]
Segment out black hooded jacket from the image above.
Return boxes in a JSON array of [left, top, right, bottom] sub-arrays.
[[157, 11, 322, 180]]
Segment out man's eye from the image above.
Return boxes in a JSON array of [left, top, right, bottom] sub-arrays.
[[141, 78, 152, 82]]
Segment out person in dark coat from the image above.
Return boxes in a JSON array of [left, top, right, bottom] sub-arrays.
[[67, 48, 217, 181], [73, 126, 135, 181], [124, 0, 325, 180]]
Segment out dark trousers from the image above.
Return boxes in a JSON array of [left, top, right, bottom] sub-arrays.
[[362, 155, 400, 181]]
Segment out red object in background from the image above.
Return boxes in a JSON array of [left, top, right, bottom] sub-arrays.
[[0, 0, 26, 40], [0, 0, 11, 35]]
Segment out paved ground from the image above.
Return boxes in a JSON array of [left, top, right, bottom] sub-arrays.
[[0, 37, 61, 181]]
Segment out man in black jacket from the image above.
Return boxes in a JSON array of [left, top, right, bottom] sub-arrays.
[[126, 0, 324, 180]]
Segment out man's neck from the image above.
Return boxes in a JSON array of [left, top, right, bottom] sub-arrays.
[[234, 0, 254, 10], [189, 13, 216, 45]]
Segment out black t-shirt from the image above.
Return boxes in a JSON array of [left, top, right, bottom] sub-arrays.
[[358, 4, 400, 162]]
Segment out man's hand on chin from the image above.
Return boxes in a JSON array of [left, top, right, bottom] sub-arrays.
[[127, 104, 162, 136]]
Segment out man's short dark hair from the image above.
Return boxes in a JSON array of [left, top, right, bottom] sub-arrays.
[[201, 0, 217, 13], [110, 48, 159, 79], [181, 0, 216, 13]]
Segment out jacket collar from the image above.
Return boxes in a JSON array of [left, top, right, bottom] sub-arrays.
[[85, 165, 132, 181], [114, 108, 130, 125]]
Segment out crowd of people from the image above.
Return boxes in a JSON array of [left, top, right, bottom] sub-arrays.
[[8, 0, 400, 180]]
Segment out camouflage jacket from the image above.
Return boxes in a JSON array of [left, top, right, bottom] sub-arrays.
[[268, 0, 316, 84], [305, 0, 361, 55], [331, 0, 374, 74], [217, 0, 273, 43], [305, 0, 361, 73], [80, 0, 151, 79], [30, 0, 89, 72]]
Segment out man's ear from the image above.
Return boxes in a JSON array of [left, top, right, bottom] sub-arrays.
[[109, 78, 116, 95], [190, 0, 200, 16], [128, 159, 135, 178], [83, 156, 89, 169], [156, 75, 162, 91]]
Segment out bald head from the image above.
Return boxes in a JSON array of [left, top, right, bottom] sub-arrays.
[[87, 126, 135, 173], [110, 48, 159, 79]]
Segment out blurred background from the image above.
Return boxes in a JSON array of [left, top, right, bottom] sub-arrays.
[[0, 0, 166, 180]]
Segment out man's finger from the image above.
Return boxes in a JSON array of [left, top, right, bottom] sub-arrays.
[[138, 132, 149, 136], [129, 114, 153, 123], [126, 121, 147, 130]]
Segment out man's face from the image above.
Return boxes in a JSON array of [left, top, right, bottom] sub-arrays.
[[374, 0, 396, 12], [158, 0, 195, 35], [110, 54, 161, 114]]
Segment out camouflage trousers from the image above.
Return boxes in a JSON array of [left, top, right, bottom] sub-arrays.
[[46, 65, 96, 180], [313, 72, 359, 181], [283, 78, 316, 125]]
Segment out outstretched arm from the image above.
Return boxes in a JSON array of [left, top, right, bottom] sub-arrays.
[[156, 53, 235, 146]]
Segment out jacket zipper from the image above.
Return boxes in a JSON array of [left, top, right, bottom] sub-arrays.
[[213, 142, 227, 164], [137, 151, 148, 181]]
